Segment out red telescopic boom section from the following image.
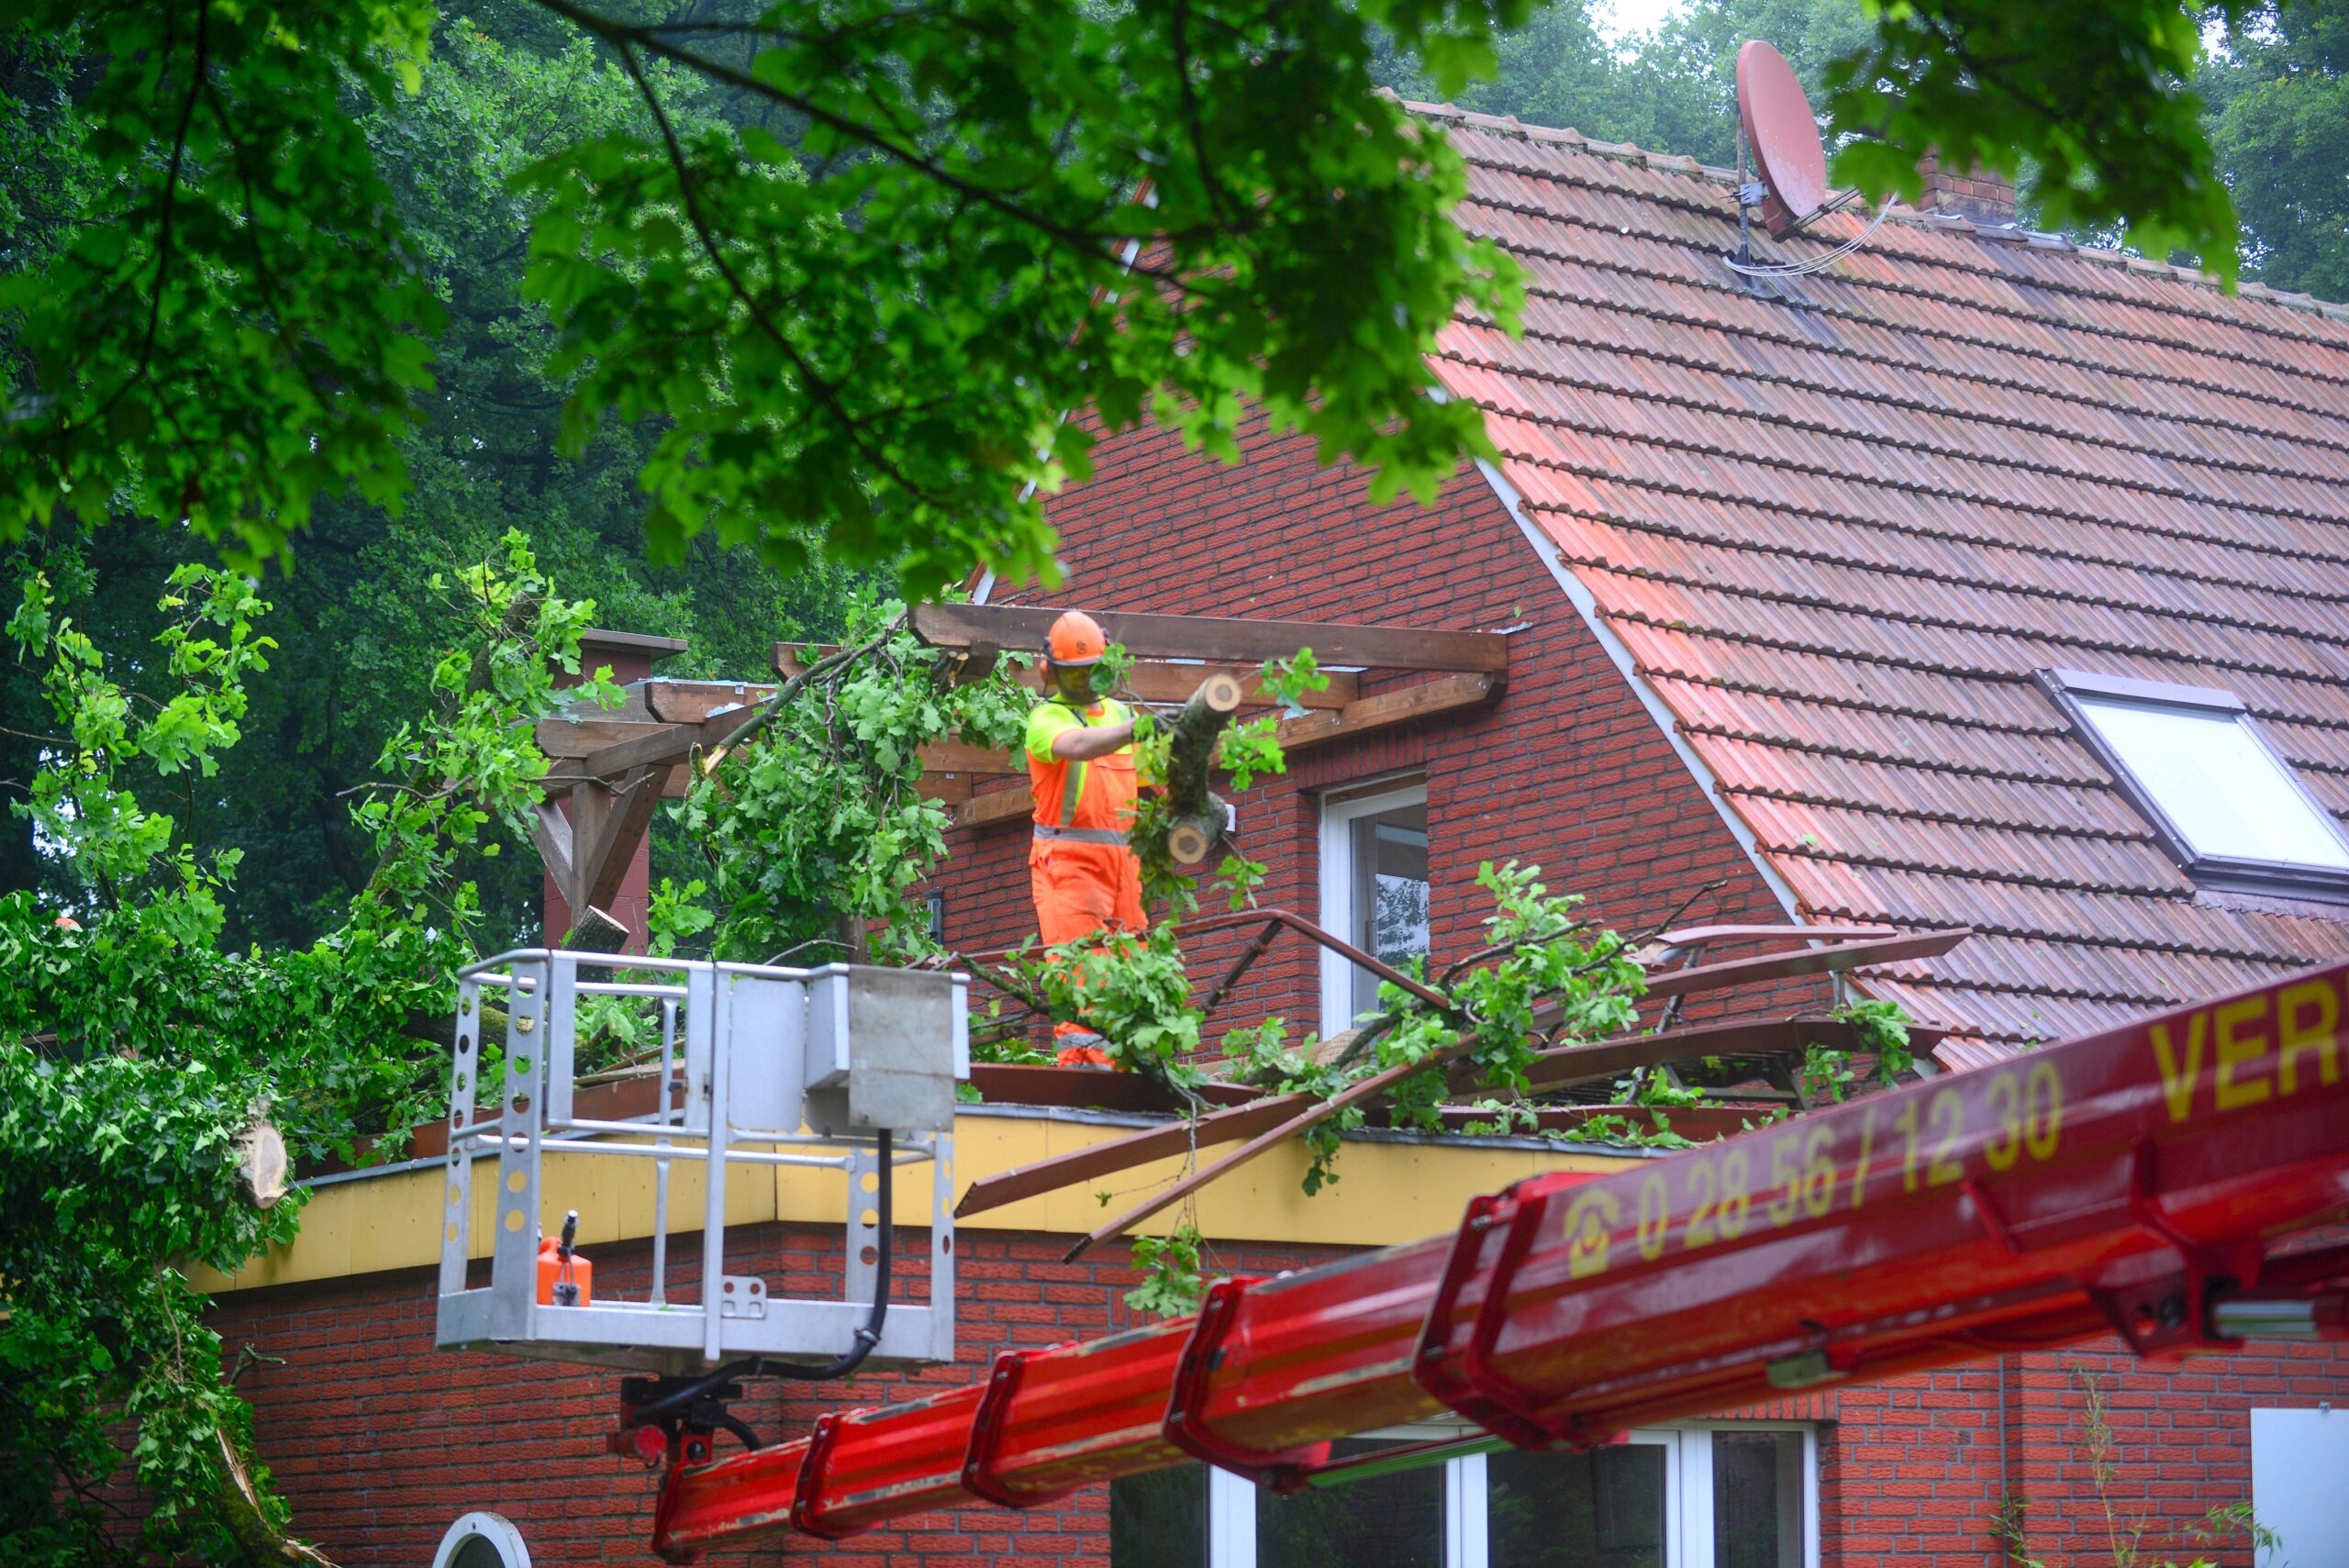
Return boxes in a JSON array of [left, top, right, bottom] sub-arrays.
[[647, 961, 2349, 1560]]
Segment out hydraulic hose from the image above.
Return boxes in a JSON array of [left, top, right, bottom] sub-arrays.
[[629, 1129, 894, 1431], [758, 1125, 892, 1378]]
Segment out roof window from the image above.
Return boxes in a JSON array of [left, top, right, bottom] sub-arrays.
[[2040, 669, 2349, 895]]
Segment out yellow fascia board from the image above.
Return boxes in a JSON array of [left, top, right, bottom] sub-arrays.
[[194, 1111, 1643, 1294]]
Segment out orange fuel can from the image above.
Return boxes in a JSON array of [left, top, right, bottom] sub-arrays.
[[537, 1237, 592, 1307]]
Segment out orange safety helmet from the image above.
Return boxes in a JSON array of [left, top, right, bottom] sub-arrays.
[[1046, 609, 1108, 667]]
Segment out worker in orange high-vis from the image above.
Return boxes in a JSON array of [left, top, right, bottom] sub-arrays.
[[1026, 610, 1147, 1068]]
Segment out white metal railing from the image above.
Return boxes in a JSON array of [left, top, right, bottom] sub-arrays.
[[434, 949, 965, 1373]]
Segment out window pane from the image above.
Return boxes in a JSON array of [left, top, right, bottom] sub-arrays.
[[1349, 803, 1429, 1017], [1258, 1438, 1442, 1568], [2078, 697, 2349, 869], [1486, 1443, 1666, 1568], [1712, 1431, 1805, 1568], [1113, 1463, 1208, 1568]]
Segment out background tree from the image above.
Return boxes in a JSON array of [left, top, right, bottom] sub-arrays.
[[0, 8, 870, 941], [2207, 0, 2349, 300]]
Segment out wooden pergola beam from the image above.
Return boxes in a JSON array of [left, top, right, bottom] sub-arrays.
[[910, 602, 1511, 673], [1011, 660, 1364, 710], [773, 643, 1364, 711]]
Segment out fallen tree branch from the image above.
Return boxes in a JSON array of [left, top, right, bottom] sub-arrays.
[[1157, 673, 1241, 864]]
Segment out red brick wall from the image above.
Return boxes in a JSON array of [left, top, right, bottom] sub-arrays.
[[1821, 1345, 2349, 1568], [937, 408, 1813, 1045]]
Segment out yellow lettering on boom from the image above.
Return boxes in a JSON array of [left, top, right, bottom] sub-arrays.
[[2277, 978, 2343, 1097], [2214, 996, 2273, 1112], [2151, 1014, 2207, 1124]]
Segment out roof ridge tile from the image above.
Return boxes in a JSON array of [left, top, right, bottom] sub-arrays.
[[1403, 97, 1741, 182]]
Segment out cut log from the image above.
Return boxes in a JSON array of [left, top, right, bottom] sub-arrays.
[[562, 906, 631, 953], [1163, 812, 1224, 867], [233, 1114, 291, 1209], [1158, 673, 1244, 865]]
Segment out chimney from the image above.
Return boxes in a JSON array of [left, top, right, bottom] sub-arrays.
[[1916, 150, 2016, 224]]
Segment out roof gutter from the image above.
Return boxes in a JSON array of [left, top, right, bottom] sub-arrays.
[[1473, 455, 1809, 928]]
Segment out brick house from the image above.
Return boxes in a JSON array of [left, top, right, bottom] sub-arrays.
[[205, 105, 2349, 1567], [927, 101, 2349, 1565]]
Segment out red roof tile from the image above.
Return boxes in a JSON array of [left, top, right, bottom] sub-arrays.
[[1412, 102, 2349, 1059]]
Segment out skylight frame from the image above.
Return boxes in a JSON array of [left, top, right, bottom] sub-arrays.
[[2037, 668, 2349, 899]]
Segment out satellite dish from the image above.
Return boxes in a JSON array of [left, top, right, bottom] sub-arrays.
[[1736, 40, 1827, 233]]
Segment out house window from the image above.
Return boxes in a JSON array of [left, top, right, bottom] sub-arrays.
[[2039, 670, 2349, 895], [432, 1514, 533, 1568], [1319, 783, 1431, 1030], [2250, 1407, 2349, 1568], [1110, 1424, 1817, 1568]]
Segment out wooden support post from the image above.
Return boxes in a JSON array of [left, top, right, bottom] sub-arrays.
[[584, 768, 665, 912]]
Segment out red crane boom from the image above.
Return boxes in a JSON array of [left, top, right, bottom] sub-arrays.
[[640, 960, 2349, 1561]]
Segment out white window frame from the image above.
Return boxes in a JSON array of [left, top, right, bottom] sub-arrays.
[[1199, 1421, 1818, 1568], [1318, 781, 1431, 1035]]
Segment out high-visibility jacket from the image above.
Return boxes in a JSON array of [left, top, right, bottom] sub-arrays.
[[1023, 697, 1140, 834]]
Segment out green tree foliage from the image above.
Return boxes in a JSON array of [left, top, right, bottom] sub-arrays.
[[0, 537, 609, 1559], [1824, 0, 2254, 278], [2208, 0, 2349, 300], [3, 0, 2313, 612], [665, 601, 1033, 965], [0, 11, 869, 943], [3, 0, 1528, 589]]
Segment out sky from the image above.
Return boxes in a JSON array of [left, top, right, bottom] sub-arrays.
[[1592, 0, 1687, 41]]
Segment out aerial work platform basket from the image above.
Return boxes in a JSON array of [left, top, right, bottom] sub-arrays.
[[435, 949, 967, 1374]]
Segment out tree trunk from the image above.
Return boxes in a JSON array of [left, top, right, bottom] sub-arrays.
[[1160, 673, 1242, 865], [0, 662, 46, 895]]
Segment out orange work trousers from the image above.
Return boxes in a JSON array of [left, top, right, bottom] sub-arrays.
[[1029, 839, 1146, 1066]]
